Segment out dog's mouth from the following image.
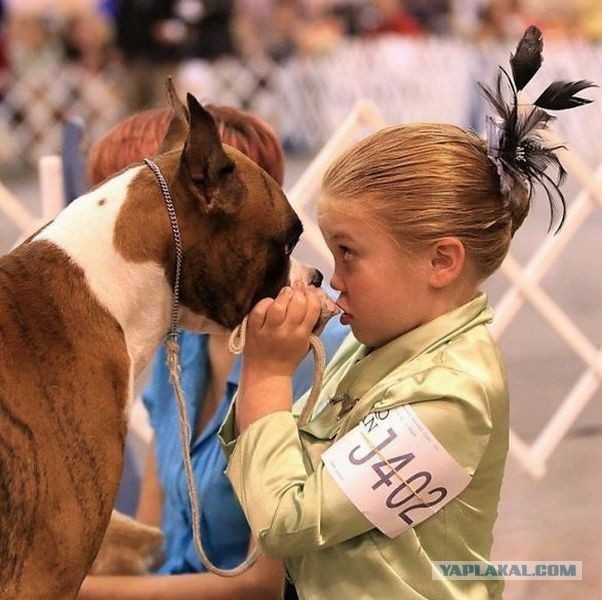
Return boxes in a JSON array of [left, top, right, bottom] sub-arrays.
[[339, 312, 352, 326], [247, 277, 288, 315], [312, 288, 341, 334]]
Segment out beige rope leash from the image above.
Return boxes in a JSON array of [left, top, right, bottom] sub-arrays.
[[166, 336, 261, 576], [228, 315, 328, 428], [166, 315, 328, 577], [146, 157, 330, 576]]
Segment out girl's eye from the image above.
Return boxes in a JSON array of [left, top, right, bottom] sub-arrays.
[[340, 245, 353, 261]]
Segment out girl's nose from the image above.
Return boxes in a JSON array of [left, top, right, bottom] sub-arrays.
[[330, 271, 343, 292]]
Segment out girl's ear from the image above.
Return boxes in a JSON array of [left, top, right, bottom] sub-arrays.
[[428, 237, 466, 288]]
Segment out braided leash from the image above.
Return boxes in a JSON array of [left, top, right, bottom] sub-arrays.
[[165, 334, 261, 576], [228, 316, 327, 428], [145, 158, 328, 577]]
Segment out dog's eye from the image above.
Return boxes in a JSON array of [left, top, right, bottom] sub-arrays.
[[219, 163, 235, 178], [284, 242, 295, 256]]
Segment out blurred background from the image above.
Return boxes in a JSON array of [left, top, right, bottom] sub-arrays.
[[0, 1, 600, 598]]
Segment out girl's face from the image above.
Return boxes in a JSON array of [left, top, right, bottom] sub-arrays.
[[318, 196, 436, 349]]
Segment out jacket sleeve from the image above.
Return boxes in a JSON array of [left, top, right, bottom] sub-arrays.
[[220, 366, 494, 558], [221, 410, 374, 557], [375, 364, 494, 476]]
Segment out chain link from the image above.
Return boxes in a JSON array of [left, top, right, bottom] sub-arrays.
[[144, 158, 183, 338]]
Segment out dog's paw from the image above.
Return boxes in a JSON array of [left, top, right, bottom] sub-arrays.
[[89, 510, 164, 576]]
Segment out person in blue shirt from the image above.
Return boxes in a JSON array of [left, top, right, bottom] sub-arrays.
[[141, 316, 346, 577], [78, 101, 348, 599]]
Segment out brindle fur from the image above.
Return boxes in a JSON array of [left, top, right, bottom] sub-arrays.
[[0, 242, 129, 598], [0, 90, 300, 598]]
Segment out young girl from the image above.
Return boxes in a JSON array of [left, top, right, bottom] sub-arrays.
[[220, 27, 594, 599]]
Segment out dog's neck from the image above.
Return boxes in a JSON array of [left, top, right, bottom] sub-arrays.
[[36, 167, 177, 378]]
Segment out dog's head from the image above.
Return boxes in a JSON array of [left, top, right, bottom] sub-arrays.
[[125, 82, 320, 331]]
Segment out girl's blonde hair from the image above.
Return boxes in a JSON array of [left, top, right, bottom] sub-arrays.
[[322, 123, 529, 280]]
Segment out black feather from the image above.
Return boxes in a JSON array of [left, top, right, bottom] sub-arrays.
[[510, 25, 544, 91], [515, 106, 553, 140], [534, 80, 597, 110], [539, 169, 567, 232], [478, 68, 517, 123], [478, 77, 510, 122], [478, 24, 595, 234]]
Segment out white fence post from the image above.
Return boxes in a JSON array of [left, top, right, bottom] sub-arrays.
[[1, 155, 66, 250], [39, 155, 65, 221], [493, 140, 601, 478], [288, 100, 388, 277]]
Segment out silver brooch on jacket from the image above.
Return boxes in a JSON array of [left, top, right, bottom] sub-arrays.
[[329, 393, 359, 420]]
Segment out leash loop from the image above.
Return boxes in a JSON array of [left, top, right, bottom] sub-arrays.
[[229, 317, 327, 428], [145, 158, 259, 576]]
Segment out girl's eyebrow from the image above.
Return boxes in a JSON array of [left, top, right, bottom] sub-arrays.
[[331, 232, 354, 242]]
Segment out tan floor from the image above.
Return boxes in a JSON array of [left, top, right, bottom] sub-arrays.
[[494, 433, 602, 599]]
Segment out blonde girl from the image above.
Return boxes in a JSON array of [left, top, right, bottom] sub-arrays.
[[220, 26, 594, 599]]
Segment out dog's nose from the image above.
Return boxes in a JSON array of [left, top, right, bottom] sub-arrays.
[[310, 269, 323, 288]]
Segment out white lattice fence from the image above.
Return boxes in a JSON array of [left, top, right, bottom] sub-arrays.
[[289, 100, 601, 480], [0, 155, 64, 248], [1, 38, 601, 168], [177, 56, 281, 125], [276, 36, 475, 151], [491, 147, 602, 478], [0, 64, 125, 169], [288, 99, 387, 275]]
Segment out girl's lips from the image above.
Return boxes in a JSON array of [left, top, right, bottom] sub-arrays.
[[335, 300, 352, 325]]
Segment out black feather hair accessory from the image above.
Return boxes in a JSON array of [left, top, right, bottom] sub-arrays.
[[479, 25, 596, 233]]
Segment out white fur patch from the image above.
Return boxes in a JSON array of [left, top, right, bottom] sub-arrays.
[[35, 167, 172, 381], [289, 257, 314, 286]]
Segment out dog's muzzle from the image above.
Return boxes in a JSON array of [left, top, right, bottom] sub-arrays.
[[290, 258, 323, 288]]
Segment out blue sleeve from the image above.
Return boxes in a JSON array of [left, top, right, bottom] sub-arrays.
[[291, 317, 350, 401], [141, 333, 207, 430]]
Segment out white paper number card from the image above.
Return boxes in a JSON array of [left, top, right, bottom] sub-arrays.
[[322, 405, 471, 538]]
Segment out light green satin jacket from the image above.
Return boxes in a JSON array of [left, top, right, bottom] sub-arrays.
[[220, 294, 509, 599]]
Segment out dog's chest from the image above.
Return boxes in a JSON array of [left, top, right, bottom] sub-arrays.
[[34, 169, 173, 375]]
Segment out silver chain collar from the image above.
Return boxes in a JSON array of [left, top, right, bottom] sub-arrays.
[[144, 158, 182, 338]]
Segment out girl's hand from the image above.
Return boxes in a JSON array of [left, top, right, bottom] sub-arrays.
[[243, 282, 323, 378], [235, 283, 323, 432]]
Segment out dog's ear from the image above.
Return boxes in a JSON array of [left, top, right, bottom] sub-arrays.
[[182, 92, 239, 214], [159, 78, 189, 153]]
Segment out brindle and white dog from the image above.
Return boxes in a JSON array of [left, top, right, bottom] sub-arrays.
[[0, 88, 319, 598]]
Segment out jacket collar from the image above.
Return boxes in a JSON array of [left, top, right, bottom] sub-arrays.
[[334, 293, 492, 402]]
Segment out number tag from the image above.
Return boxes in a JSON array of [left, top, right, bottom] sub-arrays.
[[322, 405, 471, 538]]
